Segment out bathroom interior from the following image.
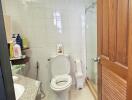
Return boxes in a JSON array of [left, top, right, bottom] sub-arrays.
[[1, 0, 97, 100]]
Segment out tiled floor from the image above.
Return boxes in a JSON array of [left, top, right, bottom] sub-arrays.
[[42, 85, 95, 100], [70, 86, 95, 100]]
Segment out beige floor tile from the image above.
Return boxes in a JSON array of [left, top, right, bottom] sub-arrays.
[[42, 86, 95, 100], [70, 86, 95, 100]]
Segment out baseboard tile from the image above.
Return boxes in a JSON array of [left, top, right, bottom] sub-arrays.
[[86, 79, 98, 100]]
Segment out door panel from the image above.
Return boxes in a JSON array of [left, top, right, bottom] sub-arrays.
[[102, 67, 127, 100], [117, 0, 128, 66], [101, 56, 127, 80], [109, 0, 117, 61], [102, 0, 109, 56], [98, 0, 129, 99]]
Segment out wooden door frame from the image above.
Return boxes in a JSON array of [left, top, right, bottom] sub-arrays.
[[0, 1, 16, 100], [127, 0, 132, 99], [97, 0, 103, 100]]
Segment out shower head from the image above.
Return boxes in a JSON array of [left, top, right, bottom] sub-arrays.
[[85, 1, 96, 13]]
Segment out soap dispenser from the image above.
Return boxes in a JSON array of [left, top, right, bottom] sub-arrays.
[[16, 34, 23, 49]]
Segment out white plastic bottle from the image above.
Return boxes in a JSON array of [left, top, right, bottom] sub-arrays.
[[13, 43, 22, 58]]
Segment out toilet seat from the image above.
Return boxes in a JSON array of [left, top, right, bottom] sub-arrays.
[[50, 74, 72, 91]]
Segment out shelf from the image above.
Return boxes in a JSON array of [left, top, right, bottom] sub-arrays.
[[22, 47, 30, 50], [10, 55, 26, 61], [10, 56, 30, 65]]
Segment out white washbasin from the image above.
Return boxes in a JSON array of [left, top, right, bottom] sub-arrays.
[[14, 84, 25, 100]]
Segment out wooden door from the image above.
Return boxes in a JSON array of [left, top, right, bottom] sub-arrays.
[[97, 0, 129, 99]]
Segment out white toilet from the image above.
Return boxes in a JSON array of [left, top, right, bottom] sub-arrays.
[[50, 55, 72, 100]]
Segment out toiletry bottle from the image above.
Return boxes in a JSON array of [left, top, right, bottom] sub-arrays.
[[13, 42, 22, 58], [12, 34, 16, 43], [21, 34, 28, 49], [16, 34, 23, 49], [10, 41, 14, 58]]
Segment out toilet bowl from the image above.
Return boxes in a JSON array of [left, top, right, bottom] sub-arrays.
[[50, 55, 72, 100], [50, 74, 72, 91]]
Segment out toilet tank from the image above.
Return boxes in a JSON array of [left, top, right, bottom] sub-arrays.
[[50, 55, 70, 77]]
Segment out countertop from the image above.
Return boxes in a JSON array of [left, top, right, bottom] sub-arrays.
[[14, 74, 41, 100]]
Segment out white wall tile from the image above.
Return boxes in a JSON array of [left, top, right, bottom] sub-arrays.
[[2, 0, 87, 99]]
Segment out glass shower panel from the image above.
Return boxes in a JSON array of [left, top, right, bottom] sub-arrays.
[[85, 1, 97, 90]]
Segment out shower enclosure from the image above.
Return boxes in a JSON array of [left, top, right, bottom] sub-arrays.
[[85, 1, 97, 92]]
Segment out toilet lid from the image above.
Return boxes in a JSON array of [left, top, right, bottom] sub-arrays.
[[51, 55, 70, 77], [50, 74, 72, 91]]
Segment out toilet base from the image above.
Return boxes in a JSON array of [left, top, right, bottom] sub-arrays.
[[56, 90, 70, 100]]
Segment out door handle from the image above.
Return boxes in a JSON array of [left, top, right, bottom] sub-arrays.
[[93, 57, 100, 63]]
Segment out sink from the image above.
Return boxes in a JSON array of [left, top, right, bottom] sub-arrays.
[[14, 84, 25, 100]]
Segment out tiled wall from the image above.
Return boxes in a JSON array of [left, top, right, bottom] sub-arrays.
[[2, 0, 87, 99]]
